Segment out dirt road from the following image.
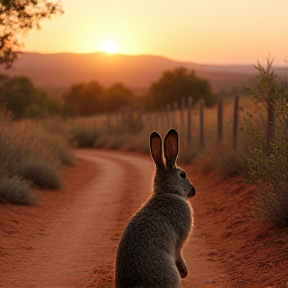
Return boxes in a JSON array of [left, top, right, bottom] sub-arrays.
[[1, 150, 288, 288]]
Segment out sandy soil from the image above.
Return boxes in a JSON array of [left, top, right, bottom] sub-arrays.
[[1, 149, 288, 288]]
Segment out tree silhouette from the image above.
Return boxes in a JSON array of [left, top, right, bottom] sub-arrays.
[[0, 75, 59, 118], [105, 83, 135, 112], [148, 67, 216, 110], [0, 0, 63, 67], [62, 81, 105, 116]]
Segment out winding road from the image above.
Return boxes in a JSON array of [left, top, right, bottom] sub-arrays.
[[2, 149, 285, 287]]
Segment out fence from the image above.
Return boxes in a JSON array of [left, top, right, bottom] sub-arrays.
[[105, 95, 242, 150]]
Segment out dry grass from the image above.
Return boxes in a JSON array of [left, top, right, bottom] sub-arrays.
[[0, 176, 37, 205], [0, 109, 73, 204], [16, 158, 61, 189], [64, 96, 253, 180], [45, 91, 288, 228]]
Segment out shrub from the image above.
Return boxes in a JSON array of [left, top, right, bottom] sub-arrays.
[[46, 135, 75, 166], [249, 141, 288, 227], [0, 176, 37, 205], [196, 139, 248, 179], [0, 120, 62, 176], [70, 126, 100, 148], [215, 146, 247, 179], [0, 107, 71, 204], [244, 59, 288, 227], [16, 158, 61, 189], [39, 117, 75, 166]]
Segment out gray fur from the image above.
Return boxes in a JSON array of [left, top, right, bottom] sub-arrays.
[[115, 129, 196, 288]]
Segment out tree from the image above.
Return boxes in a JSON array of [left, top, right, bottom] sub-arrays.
[[0, 75, 59, 118], [0, 76, 39, 118], [147, 67, 216, 110], [0, 0, 63, 67], [105, 83, 135, 112], [62, 81, 105, 116]]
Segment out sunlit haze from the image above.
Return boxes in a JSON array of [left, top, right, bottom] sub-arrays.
[[21, 0, 288, 65]]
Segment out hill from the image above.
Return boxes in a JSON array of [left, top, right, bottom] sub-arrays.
[[4, 52, 282, 94]]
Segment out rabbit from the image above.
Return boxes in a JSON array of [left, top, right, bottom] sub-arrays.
[[115, 128, 196, 288]]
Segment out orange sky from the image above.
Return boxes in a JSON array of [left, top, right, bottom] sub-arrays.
[[21, 0, 288, 65]]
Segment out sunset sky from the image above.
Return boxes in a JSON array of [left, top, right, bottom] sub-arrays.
[[21, 0, 288, 65]]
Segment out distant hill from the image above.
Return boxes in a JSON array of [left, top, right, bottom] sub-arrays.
[[5, 52, 285, 95]]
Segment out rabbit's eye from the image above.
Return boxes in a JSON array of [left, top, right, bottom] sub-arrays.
[[180, 171, 186, 179]]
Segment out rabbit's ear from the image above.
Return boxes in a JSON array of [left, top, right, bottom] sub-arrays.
[[164, 129, 179, 169], [150, 132, 165, 169]]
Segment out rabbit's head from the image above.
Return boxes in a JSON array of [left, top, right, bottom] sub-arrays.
[[150, 129, 196, 199]]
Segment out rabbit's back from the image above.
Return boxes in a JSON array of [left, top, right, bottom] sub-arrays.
[[115, 193, 192, 288]]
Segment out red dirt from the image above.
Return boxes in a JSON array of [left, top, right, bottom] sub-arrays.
[[1, 149, 288, 288]]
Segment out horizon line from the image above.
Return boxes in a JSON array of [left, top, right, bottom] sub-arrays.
[[16, 50, 274, 67]]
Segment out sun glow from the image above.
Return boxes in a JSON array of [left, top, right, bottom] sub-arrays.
[[102, 40, 119, 54]]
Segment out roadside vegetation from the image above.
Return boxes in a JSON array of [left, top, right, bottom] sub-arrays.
[[60, 60, 288, 227], [0, 107, 74, 205], [1, 57, 288, 228], [243, 59, 288, 227]]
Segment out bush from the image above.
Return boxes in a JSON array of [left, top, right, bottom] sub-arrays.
[[250, 142, 288, 227], [0, 120, 62, 177], [0, 107, 72, 204], [244, 59, 288, 227], [70, 126, 100, 148], [16, 158, 61, 189], [196, 140, 248, 179], [0, 176, 37, 205], [39, 117, 75, 166]]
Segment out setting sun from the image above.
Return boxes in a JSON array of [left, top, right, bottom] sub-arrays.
[[102, 40, 119, 54]]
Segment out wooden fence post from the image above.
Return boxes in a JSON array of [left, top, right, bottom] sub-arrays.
[[171, 102, 175, 128], [166, 103, 170, 129], [233, 95, 239, 149], [121, 106, 126, 131], [128, 106, 133, 131], [217, 97, 223, 142], [154, 111, 158, 131], [146, 111, 151, 131], [181, 98, 185, 133], [139, 106, 145, 132], [173, 101, 178, 128], [200, 99, 205, 148], [106, 113, 111, 130], [113, 112, 117, 131], [148, 111, 153, 131], [187, 97, 192, 146], [160, 109, 165, 133]]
